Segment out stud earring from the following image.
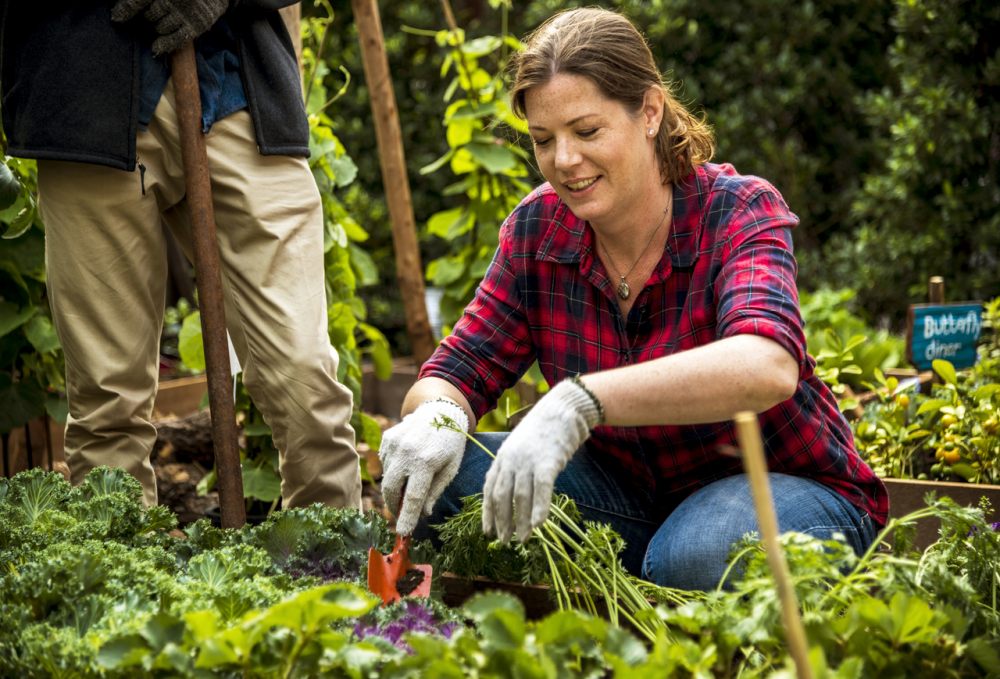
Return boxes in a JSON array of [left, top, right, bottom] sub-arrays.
[[648, 128, 656, 136]]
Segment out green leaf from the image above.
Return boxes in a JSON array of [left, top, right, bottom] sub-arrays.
[[249, 584, 375, 635], [466, 142, 517, 174], [446, 118, 475, 148], [178, 312, 206, 372], [950, 463, 977, 481], [142, 612, 186, 651], [0, 301, 37, 339], [348, 243, 378, 287], [0, 161, 21, 210], [427, 207, 471, 240], [3, 205, 35, 239], [24, 314, 60, 354], [242, 463, 281, 503], [419, 149, 455, 175], [966, 637, 1000, 674], [358, 411, 383, 451], [916, 398, 950, 415], [328, 154, 358, 188], [972, 384, 1000, 400], [462, 591, 525, 622], [931, 359, 957, 385], [243, 421, 271, 437], [478, 607, 526, 650], [359, 322, 392, 379], [0, 372, 46, 433], [427, 255, 467, 286], [96, 634, 150, 669], [45, 395, 69, 423], [461, 35, 502, 58]]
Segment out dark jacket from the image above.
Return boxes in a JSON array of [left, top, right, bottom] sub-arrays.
[[0, 1, 308, 171]]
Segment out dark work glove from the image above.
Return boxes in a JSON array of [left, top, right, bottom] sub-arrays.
[[112, 0, 233, 56]]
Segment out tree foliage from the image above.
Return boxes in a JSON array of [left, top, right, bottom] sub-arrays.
[[830, 0, 1000, 319]]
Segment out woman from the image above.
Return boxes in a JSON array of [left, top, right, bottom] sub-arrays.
[[378, 7, 887, 591]]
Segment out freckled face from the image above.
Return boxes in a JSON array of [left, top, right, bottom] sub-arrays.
[[524, 73, 661, 233]]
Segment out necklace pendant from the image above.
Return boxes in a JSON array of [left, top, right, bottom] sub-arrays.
[[616, 278, 631, 300]]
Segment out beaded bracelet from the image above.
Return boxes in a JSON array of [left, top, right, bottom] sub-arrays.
[[569, 374, 605, 424]]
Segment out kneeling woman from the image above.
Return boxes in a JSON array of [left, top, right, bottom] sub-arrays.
[[377, 7, 886, 591]]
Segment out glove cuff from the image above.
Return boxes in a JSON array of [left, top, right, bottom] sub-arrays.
[[416, 396, 470, 433], [556, 376, 604, 429]]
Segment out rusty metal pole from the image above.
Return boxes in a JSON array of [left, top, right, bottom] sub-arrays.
[[170, 43, 246, 529]]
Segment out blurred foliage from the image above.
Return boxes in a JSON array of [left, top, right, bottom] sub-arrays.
[[826, 0, 1000, 323], [414, 3, 532, 327], [800, 288, 906, 395]]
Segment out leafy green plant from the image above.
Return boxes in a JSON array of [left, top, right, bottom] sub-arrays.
[[800, 287, 906, 393], [854, 359, 1000, 484], [3, 465, 1000, 677], [433, 418, 697, 643], [0, 157, 66, 449], [413, 0, 532, 327]]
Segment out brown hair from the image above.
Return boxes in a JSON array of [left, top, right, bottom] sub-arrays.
[[509, 7, 715, 183]]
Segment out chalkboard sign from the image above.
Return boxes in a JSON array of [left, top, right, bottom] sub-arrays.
[[906, 303, 982, 370]]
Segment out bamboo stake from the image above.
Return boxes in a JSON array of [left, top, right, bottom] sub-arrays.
[[170, 43, 246, 529], [351, 0, 436, 365], [734, 412, 813, 679]]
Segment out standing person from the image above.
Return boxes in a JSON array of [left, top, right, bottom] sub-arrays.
[[378, 7, 887, 590], [0, 1, 362, 510]]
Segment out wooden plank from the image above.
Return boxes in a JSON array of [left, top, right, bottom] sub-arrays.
[[884, 478, 1000, 550], [153, 374, 208, 419]]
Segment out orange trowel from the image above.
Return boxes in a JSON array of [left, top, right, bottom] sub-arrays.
[[367, 490, 433, 604]]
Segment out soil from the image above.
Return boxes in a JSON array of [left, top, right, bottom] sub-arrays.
[[153, 409, 393, 526], [395, 568, 428, 597]]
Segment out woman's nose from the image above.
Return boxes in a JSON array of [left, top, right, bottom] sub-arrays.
[[553, 137, 580, 170]]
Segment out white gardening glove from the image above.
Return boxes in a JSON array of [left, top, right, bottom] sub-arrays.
[[482, 377, 603, 543], [379, 398, 470, 536]]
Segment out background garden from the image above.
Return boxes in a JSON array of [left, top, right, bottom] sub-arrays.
[[1, 0, 999, 675]]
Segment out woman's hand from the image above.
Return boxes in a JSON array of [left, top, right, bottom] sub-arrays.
[[379, 398, 469, 535], [482, 378, 602, 542]]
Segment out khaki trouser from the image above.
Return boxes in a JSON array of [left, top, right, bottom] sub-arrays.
[[37, 80, 362, 510]]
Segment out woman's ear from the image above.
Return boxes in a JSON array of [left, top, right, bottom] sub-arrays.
[[642, 85, 665, 132]]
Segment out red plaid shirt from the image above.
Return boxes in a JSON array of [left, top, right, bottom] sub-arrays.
[[421, 163, 888, 526]]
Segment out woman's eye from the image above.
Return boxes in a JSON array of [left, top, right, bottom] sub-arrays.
[[532, 137, 552, 147], [578, 128, 598, 138]]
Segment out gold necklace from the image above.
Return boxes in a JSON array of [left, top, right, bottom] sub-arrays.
[[599, 194, 671, 300]]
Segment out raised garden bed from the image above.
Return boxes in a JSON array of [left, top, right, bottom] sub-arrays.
[[885, 477, 1000, 549]]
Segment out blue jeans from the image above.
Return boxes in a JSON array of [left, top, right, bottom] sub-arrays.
[[417, 433, 878, 591]]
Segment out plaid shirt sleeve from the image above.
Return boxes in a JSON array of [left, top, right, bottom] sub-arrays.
[[419, 216, 538, 419], [714, 187, 810, 377]]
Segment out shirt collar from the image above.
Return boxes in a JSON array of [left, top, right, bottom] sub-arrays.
[[536, 164, 710, 271]]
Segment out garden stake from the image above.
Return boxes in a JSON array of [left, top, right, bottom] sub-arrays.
[[351, 0, 436, 364], [170, 43, 246, 529], [734, 411, 814, 679]]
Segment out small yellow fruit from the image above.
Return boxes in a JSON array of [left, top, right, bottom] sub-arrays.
[[942, 450, 961, 465], [941, 414, 958, 428]]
